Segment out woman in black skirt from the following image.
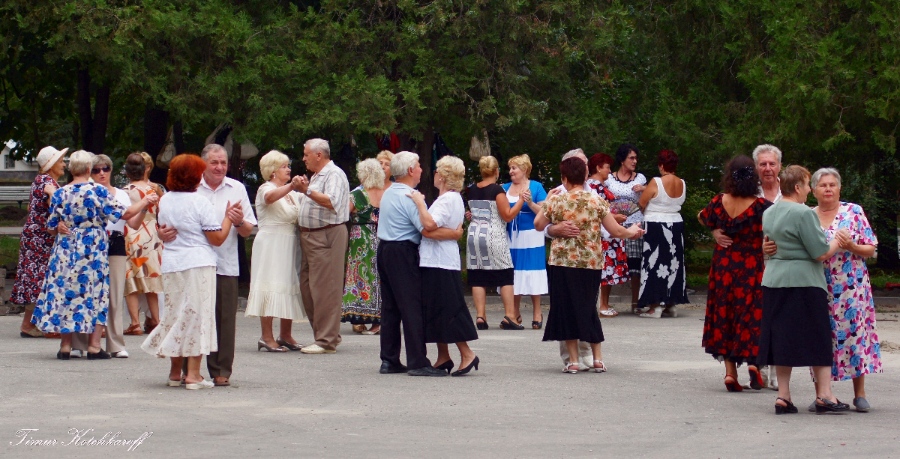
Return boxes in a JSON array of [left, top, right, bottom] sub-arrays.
[[409, 156, 479, 376], [534, 157, 644, 374], [760, 165, 847, 414]]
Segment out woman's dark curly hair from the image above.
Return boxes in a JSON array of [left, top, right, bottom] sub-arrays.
[[614, 143, 639, 167], [722, 155, 759, 197], [124, 153, 146, 181], [560, 157, 587, 186], [166, 154, 206, 192]]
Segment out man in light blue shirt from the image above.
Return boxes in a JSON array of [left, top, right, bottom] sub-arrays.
[[376, 151, 444, 377]]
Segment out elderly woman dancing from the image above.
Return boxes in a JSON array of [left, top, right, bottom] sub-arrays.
[[245, 150, 305, 352], [31, 150, 138, 360], [409, 156, 477, 376], [758, 165, 847, 414], [535, 157, 644, 374], [141, 154, 238, 389], [341, 157, 386, 335], [11, 146, 67, 338], [699, 155, 771, 392]]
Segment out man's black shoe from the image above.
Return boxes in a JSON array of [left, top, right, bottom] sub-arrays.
[[379, 361, 408, 374], [407, 366, 448, 377]]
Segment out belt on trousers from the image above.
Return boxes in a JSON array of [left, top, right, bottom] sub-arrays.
[[298, 222, 343, 233]]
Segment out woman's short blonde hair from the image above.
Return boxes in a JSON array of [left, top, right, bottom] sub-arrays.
[[68, 150, 95, 176], [508, 154, 532, 177], [93, 154, 113, 169], [140, 152, 154, 175], [357, 158, 386, 190], [478, 156, 499, 179], [780, 165, 811, 196], [259, 150, 290, 181], [376, 150, 394, 164], [436, 156, 465, 192]]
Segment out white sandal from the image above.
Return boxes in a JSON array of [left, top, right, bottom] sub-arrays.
[[598, 308, 619, 317], [563, 363, 579, 374], [593, 360, 607, 373]]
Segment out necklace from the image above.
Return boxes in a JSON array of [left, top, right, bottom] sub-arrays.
[[614, 170, 635, 183]]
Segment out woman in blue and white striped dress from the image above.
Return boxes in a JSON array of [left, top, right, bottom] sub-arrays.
[[502, 154, 549, 329]]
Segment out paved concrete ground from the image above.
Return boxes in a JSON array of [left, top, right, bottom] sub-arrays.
[[2, 296, 900, 459]]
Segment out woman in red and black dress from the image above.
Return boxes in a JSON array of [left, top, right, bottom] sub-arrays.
[[698, 155, 771, 392]]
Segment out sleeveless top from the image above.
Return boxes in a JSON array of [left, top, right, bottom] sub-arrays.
[[644, 177, 685, 223]]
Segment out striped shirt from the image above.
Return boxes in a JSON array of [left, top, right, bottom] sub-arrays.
[[297, 160, 349, 229]]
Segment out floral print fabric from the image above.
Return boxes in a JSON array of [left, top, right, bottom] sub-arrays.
[[587, 178, 629, 286], [341, 187, 381, 324], [699, 194, 770, 363], [819, 202, 882, 380], [542, 189, 609, 270], [10, 174, 59, 305], [31, 183, 125, 334], [123, 183, 164, 295]]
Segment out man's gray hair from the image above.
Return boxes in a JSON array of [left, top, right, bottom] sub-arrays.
[[562, 148, 587, 163], [201, 143, 227, 161], [811, 167, 842, 189], [391, 151, 419, 178], [752, 144, 782, 164], [305, 138, 331, 158]]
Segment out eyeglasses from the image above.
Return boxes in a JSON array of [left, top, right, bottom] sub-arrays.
[[91, 166, 112, 174]]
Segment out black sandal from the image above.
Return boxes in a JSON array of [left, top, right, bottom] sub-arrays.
[[775, 397, 798, 415], [815, 397, 849, 414], [499, 316, 524, 330], [475, 317, 489, 330], [532, 315, 543, 330]]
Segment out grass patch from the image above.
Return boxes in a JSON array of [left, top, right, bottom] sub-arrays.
[[0, 236, 21, 268]]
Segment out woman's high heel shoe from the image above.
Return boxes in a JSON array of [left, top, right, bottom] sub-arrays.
[[258, 339, 288, 352], [724, 374, 743, 392], [275, 338, 303, 351], [451, 356, 479, 376], [774, 397, 798, 415], [434, 360, 454, 374], [57, 350, 70, 360]]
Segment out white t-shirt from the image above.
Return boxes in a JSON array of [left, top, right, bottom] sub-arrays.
[[106, 188, 132, 233], [158, 192, 222, 274], [196, 176, 257, 276], [419, 191, 465, 270]]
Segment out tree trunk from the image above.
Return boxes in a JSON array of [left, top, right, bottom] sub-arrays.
[[417, 128, 436, 203], [91, 85, 110, 154], [143, 106, 169, 184], [77, 69, 93, 151]]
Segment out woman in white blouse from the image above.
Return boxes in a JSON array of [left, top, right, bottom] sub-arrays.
[[408, 156, 478, 376], [245, 150, 305, 352], [141, 154, 238, 390]]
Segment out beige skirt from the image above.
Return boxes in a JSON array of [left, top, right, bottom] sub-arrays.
[[141, 266, 217, 358]]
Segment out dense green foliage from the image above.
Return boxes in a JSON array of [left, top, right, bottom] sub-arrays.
[[2, 1, 898, 265]]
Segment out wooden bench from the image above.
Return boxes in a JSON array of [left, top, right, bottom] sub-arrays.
[[0, 186, 33, 208]]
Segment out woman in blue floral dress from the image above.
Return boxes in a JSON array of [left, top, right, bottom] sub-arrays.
[[31, 150, 128, 360]]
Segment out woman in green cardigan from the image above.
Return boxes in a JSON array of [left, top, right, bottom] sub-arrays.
[[759, 165, 848, 415]]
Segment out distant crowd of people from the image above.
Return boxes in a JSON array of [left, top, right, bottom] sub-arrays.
[[8, 140, 881, 413]]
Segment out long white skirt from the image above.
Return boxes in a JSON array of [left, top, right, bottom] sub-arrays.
[[244, 225, 305, 320], [141, 266, 217, 358]]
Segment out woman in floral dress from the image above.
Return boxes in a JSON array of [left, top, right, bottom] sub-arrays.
[[811, 168, 881, 412], [605, 144, 647, 312], [11, 146, 67, 338], [31, 150, 129, 360], [699, 155, 771, 392], [586, 152, 628, 317], [123, 152, 166, 335], [341, 157, 387, 335]]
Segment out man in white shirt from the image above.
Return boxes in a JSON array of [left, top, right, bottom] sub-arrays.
[[161, 144, 257, 387], [290, 138, 349, 354]]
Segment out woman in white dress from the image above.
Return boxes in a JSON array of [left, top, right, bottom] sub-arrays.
[[141, 154, 238, 390], [245, 150, 305, 352]]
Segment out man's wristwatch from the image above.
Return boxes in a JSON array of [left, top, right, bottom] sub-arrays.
[[305, 188, 313, 196], [235, 220, 244, 228]]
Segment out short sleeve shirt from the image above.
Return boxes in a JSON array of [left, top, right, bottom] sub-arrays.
[[377, 183, 425, 243], [297, 161, 350, 228], [419, 191, 464, 270], [542, 189, 609, 269], [157, 192, 222, 273], [196, 176, 257, 276]]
